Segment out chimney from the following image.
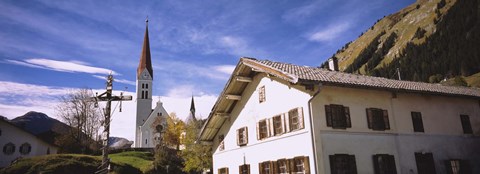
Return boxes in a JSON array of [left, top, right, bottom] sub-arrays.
[[328, 57, 339, 71]]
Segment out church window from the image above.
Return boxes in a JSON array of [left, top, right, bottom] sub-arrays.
[[142, 83, 145, 89], [145, 139, 148, 145], [146, 84, 148, 89], [142, 91, 145, 99], [3, 142, 15, 155], [145, 91, 149, 98], [19, 143, 31, 155]]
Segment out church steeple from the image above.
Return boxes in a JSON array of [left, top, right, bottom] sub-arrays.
[[137, 18, 153, 78], [187, 96, 197, 123]]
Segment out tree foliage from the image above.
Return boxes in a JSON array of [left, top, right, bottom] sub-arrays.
[[55, 88, 102, 154], [181, 119, 212, 173]]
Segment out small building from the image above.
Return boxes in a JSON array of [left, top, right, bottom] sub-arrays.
[[199, 57, 480, 174], [0, 118, 58, 168]]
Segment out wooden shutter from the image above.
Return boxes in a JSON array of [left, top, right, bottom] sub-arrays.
[[236, 129, 240, 146], [325, 105, 332, 127], [366, 108, 373, 129], [329, 155, 336, 174], [349, 155, 358, 174], [298, 107, 305, 129], [245, 127, 249, 145], [285, 112, 291, 132], [266, 119, 271, 137], [256, 122, 261, 140], [373, 155, 381, 174], [345, 106, 351, 128], [281, 113, 286, 134], [288, 159, 294, 173], [386, 155, 397, 174], [268, 118, 274, 137], [259, 162, 264, 174], [412, 112, 424, 132], [304, 156, 311, 174], [272, 161, 278, 174], [460, 160, 471, 174], [460, 115, 473, 134], [383, 110, 390, 130]]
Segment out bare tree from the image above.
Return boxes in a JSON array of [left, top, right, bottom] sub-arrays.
[[55, 88, 103, 153]]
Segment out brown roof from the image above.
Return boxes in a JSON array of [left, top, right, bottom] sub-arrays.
[[137, 22, 153, 78], [246, 57, 480, 98], [198, 57, 480, 142]]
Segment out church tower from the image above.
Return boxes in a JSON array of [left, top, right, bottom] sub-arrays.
[[136, 19, 153, 147]]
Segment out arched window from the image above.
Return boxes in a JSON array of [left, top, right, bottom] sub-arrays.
[[142, 83, 145, 89], [145, 139, 148, 145], [145, 91, 149, 99], [142, 91, 145, 99], [20, 143, 31, 155], [3, 143, 15, 155], [146, 84, 148, 89]]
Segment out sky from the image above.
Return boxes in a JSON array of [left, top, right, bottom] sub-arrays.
[[0, 0, 415, 141]]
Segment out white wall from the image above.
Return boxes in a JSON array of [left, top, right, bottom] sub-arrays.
[[212, 74, 315, 174], [139, 101, 168, 148], [311, 86, 480, 174], [0, 121, 58, 168]]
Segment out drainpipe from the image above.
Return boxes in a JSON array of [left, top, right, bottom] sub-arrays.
[[307, 83, 322, 174]]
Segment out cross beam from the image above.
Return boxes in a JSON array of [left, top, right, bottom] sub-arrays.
[[90, 74, 132, 174]]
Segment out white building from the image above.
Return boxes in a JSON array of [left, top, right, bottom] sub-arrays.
[[199, 57, 480, 174], [0, 119, 58, 168], [135, 20, 168, 148]]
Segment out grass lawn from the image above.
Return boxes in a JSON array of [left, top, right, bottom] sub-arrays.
[[0, 151, 154, 174]]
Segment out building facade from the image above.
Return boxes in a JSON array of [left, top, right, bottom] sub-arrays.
[[135, 20, 168, 148], [0, 119, 58, 168], [199, 57, 480, 174]]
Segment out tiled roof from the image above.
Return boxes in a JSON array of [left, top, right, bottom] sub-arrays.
[[246, 58, 480, 98]]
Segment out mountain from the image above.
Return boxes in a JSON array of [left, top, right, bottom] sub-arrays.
[[10, 111, 70, 145], [324, 0, 480, 86], [109, 137, 133, 150]]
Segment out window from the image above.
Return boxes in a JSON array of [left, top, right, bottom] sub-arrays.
[[257, 119, 269, 140], [292, 156, 310, 174], [366, 108, 390, 131], [237, 127, 248, 146], [259, 161, 273, 174], [373, 154, 397, 174], [146, 84, 148, 89], [273, 115, 285, 135], [19, 143, 31, 155], [218, 167, 229, 174], [145, 91, 149, 99], [141, 91, 145, 99], [411, 112, 424, 132], [415, 152, 436, 174], [219, 135, 225, 151], [3, 143, 15, 155], [142, 83, 145, 89], [460, 115, 473, 134], [259, 86, 266, 103], [289, 107, 304, 131], [445, 159, 470, 174], [239, 164, 250, 174], [277, 159, 290, 174], [329, 154, 357, 174], [0, 128, 2, 136], [145, 139, 147, 144], [325, 104, 351, 129]]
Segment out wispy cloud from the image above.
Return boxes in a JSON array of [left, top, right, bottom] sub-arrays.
[[92, 75, 135, 86], [6, 58, 117, 75], [213, 65, 235, 75], [155, 60, 235, 81], [282, 1, 325, 24], [308, 22, 352, 42], [218, 36, 265, 57]]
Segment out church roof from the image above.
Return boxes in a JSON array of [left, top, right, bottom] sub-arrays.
[[137, 20, 153, 78], [198, 57, 480, 142]]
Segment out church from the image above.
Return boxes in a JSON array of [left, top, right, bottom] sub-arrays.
[[135, 20, 168, 148]]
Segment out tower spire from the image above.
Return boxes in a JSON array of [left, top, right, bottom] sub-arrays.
[[137, 18, 153, 78], [187, 96, 197, 123]]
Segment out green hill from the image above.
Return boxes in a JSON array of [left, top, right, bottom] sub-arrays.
[[0, 151, 154, 174], [324, 0, 480, 83]]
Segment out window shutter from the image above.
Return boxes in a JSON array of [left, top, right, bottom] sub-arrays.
[[281, 114, 286, 134], [373, 155, 381, 174], [226, 168, 229, 174], [366, 108, 373, 129], [245, 127, 249, 145], [236, 129, 240, 146], [247, 164, 251, 174], [218, 168, 221, 174], [239, 166, 242, 174], [345, 106, 351, 128], [285, 113, 291, 132], [256, 122, 261, 140], [387, 155, 397, 174], [288, 159, 294, 173], [298, 107, 304, 129], [349, 155, 358, 174], [329, 155, 336, 174], [259, 162, 263, 174], [265, 119, 273, 138], [271, 161, 276, 174], [325, 105, 332, 127], [460, 160, 471, 174], [383, 110, 390, 130], [304, 156, 311, 174], [268, 118, 274, 137]]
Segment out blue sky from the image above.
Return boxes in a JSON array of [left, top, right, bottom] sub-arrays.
[[0, 0, 415, 140]]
